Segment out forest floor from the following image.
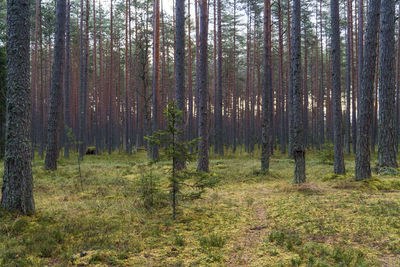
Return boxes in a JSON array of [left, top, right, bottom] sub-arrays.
[[1, 149, 400, 266]]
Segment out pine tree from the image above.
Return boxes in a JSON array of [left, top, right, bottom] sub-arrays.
[[355, 0, 380, 180], [291, 0, 306, 183], [197, 0, 209, 172], [330, 0, 345, 174], [1, 0, 35, 214], [261, 0, 271, 171], [378, 0, 397, 168], [45, 0, 66, 170], [152, 0, 160, 160], [175, 0, 185, 169]]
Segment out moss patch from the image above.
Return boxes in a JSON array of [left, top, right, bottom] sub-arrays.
[[0, 150, 399, 266]]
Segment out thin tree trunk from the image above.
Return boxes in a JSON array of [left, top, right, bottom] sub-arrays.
[[187, 0, 193, 148], [319, 0, 325, 146], [261, 0, 271, 171], [232, 0, 237, 153], [197, 0, 209, 172], [331, 0, 345, 174], [345, 0, 352, 154], [216, 0, 223, 155], [278, 0, 285, 154], [175, 0, 185, 169], [64, 0, 71, 158], [45, 0, 66, 170], [152, 0, 160, 160]]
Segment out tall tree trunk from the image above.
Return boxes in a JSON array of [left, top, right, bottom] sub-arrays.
[[287, 0, 293, 157], [395, 1, 400, 152], [331, 0, 345, 174], [278, 0, 285, 154], [216, 0, 223, 155], [319, 0, 325, 146], [187, 0, 193, 149], [64, 0, 71, 158], [261, 0, 271, 171], [303, 30, 309, 148], [93, 0, 99, 154], [31, 0, 41, 159], [175, 0, 185, 169], [152, 0, 160, 160], [397, 2, 400, 151], [354, 0, 364, 154], [108, 0, 114, 154], [378, 0, 397, 168], [232, 0, 237, 153], [197, 0, 209, 172], [345, 0, 352, 154], [213, 0, 217, 153], [78, 0, 86, 158], [45, 0, 66, 170], [38, 5, 44, 159], [1, 0, 35, 214], [291, 0, 305, 183], [355, 0, 380, 180]]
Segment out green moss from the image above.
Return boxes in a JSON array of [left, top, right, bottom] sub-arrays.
[[0, 151, 398, 265]]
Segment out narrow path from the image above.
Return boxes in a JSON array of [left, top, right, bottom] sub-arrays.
[[227, 186, 270, 266]]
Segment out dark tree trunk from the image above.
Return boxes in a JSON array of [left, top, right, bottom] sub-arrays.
[[213, 0, 217, 153], [45, 0, 66, 170], [354, 0, 364, 154], [175, 0, 185, 170], [197, 0, 209, 172], [78, 0, 87, 158], [31, 0, 41, 159], [378, 0, 397, 168], [38, 4, 44, 159], [152, 0, 160, 160], [397, 2, 400, 152], [291, 0, 305, 183], [303, 31, 309, 148], [64, 0, 71, 158], [345, 0, 353, 155], [319, 1, 325, 146], [278, 0, 285, 154], [232, 0, 237, 153], [355, 0, 380, 180], [287, 0, 293, 157], [1, 0, 35, 214], [187, 0, 193, 149], [108, 0, 114, 154], [330, 0, 345, 174], [215, 0, 223, 155], [261, 0, 271, 171]]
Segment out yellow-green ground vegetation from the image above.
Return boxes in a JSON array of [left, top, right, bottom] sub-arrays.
[[0, 149, 400, 266]]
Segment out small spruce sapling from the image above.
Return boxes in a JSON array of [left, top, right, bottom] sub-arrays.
[[146, 101, 218, 219]]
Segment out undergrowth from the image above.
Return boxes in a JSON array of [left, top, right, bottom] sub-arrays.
[[0, 150, 399, 266]]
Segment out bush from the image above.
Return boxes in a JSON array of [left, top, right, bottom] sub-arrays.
[[317, 144, 334, 165], [378, 167, 399, 176]]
